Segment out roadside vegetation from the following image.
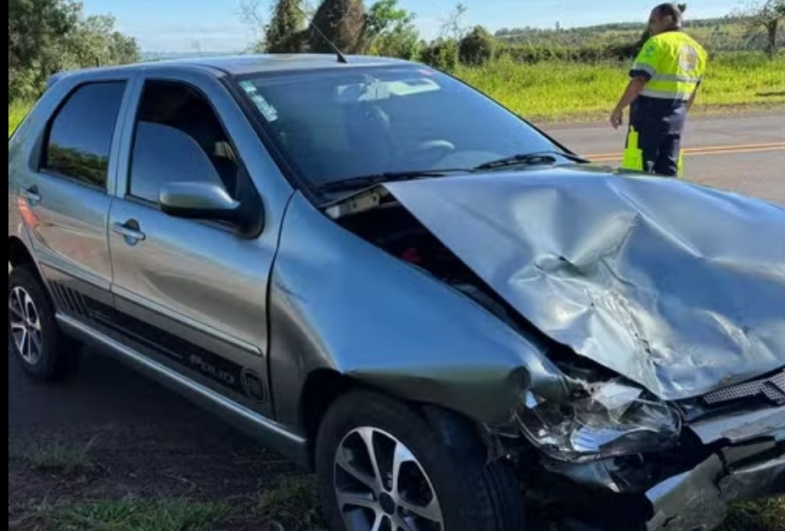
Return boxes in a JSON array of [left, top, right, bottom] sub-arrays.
[[457, 51, 785, 121]]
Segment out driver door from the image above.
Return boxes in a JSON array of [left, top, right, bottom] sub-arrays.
[[106, 75, 276, 416]]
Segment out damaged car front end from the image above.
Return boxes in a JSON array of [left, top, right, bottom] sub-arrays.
[[508, 369, 785, 531], [319, 169, 785, 531]]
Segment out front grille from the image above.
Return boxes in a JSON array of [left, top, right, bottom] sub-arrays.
[[702, 370, 785, 407]]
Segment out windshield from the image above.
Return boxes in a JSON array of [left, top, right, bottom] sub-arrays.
[[233, 65, 565, 189]]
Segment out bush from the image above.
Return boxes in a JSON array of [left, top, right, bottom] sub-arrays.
[[495, 42, 639, 65], [459, 26, 495, 66], [420, 38, 459, 72]]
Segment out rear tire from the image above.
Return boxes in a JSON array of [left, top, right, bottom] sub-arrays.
[[315, 391, 526, 531], [8, 265, 77, 382]]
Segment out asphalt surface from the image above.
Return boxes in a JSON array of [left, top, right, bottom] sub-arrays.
[[7, 112, 785, 490], [546, 111, 785, 205]]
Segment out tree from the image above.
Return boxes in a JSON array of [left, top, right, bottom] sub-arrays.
[[239, 0, 267, 52], [266, 0, 306, 53], [739, 0, 785, 57], [369, 22, 420, 59], [458, 25, 495, 65], [420, 38, 459, 72], [8, 0, 80, 101], [363, 0, 419, 58], [440, 2, 468, 40], [309, 0, 366, 53], [66, 14, 139, 67], [8, 0, 138, 103]]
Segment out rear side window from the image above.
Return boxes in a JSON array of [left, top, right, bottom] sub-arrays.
[[42, 82, 126, 189]]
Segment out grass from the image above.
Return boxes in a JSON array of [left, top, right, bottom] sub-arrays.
[[27, 499, 232, 531], [456, 51, 785, 122], [257, 476, 326, 531], [24, 438, 97, 475], [9, 101, 31, 138], [723, 499, 785, 531]]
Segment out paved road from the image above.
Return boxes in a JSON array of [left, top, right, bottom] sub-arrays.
[[8, 112, 785, 469], [545, 111, 785, 205]]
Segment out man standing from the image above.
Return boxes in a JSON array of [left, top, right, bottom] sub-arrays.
[[611, 3, 707, 177]]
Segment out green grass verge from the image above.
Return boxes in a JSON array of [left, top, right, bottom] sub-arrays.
[[456, 51, 785, 122], [9, 102, 31, 138], [37, 499, 232, 531]]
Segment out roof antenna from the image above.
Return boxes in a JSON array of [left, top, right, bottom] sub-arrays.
[[295, 4, 348, 64]]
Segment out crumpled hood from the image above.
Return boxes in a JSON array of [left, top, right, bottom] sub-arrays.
[[384, 167, 785, 400]]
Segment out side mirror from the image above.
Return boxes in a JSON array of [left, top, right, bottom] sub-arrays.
[[159, 182, 263, 237]]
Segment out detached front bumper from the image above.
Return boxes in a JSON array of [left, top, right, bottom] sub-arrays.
[[646, 442, 785, 531]]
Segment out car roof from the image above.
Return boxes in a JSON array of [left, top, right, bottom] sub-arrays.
[[48, 54, 415, 85]]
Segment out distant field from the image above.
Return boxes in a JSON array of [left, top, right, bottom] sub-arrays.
[[457, 52, 785, 122]]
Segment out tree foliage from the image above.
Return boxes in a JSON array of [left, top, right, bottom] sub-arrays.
[[266, 0, 307, 53], [364, 0, 420, 58], [309, 0, 366, 53], [420, 38, 459, 72], [458, 26, 495, 65], [738, 0, 785, 57], [440, 3, 468, 40], [8, 0, 139, 103]]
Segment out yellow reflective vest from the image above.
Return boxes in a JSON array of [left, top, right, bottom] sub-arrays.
[[633, 31, 707, 101], [621, 31, 707, 177]]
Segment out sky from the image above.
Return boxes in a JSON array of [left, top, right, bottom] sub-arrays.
[[81, 0, 741, 53]]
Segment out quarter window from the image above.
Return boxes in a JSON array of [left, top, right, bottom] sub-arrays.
[[42, 82, 127, 189]]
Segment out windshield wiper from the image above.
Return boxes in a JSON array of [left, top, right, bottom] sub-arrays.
[[316, 169, 471, 193], [474, 150, 589, 171]]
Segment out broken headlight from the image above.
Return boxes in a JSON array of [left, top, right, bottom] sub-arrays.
[[515, 380, 681, 462]]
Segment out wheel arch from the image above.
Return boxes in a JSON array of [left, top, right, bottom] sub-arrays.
[[299, 368, 491, 469], [9, 236, 35, 269]]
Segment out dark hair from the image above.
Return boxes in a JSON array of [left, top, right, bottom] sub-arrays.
[[654, 3, 685, 28]]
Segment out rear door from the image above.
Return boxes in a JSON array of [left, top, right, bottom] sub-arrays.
[[106, 71, 286, 417], [15, 77, 133, 316]]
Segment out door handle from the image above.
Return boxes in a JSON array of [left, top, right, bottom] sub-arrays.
[[20, 186, 42, 205], [112, 221, 146, 243]]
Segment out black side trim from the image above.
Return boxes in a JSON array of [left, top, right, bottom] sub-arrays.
[[48, 280, 263, 402]]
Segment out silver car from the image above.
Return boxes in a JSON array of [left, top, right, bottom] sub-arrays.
[[8, 55, 784, 531]]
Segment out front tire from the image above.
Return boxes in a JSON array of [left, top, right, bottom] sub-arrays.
[[8, 265, 76, 382], [316, 391, 525, 531]]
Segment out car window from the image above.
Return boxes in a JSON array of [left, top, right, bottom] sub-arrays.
[[42, 82, 127, 189], [128, 80, 242, 204], [234, 66, 561, 189]]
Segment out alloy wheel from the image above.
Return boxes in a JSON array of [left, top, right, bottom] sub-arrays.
[[334, 427, 444, 531], [9, 286, 44, 365]]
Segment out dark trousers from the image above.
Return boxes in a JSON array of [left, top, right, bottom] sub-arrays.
[[638, 129, 682, 177]]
